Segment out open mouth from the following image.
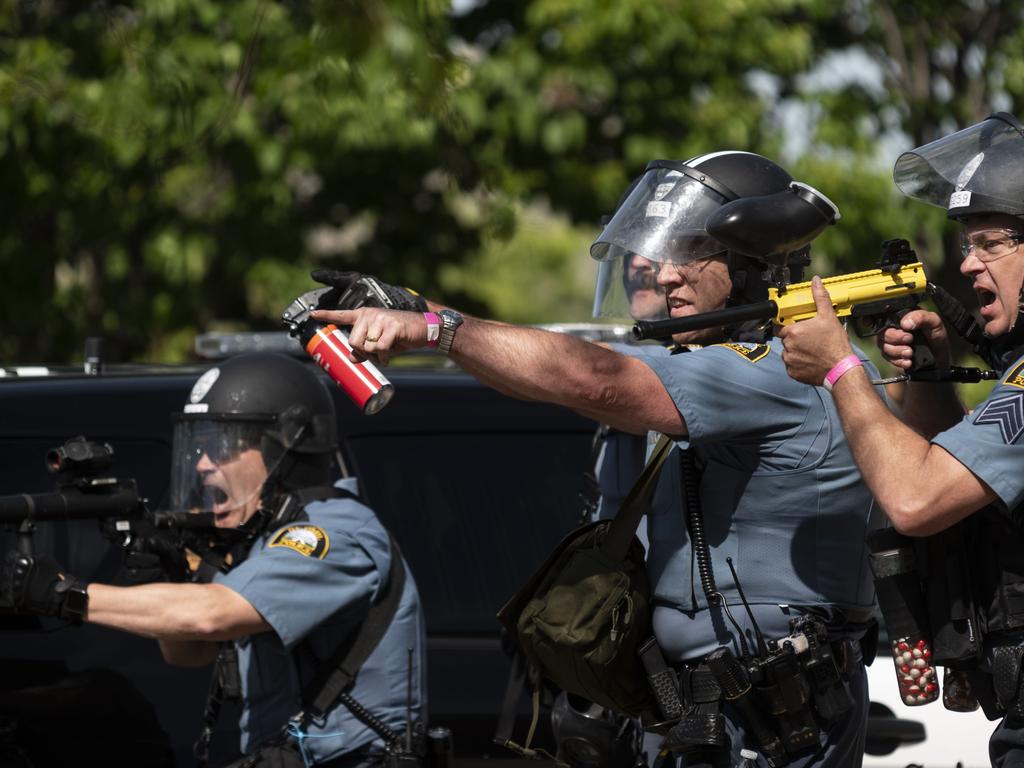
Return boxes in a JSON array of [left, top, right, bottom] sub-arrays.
[[203, 484, 230, 514], [668, 299, 693, 316], [977, 288, 997, 308]]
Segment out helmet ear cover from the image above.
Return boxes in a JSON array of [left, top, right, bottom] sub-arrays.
[[707, 184, 839, 270]]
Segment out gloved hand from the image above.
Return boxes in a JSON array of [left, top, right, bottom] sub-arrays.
[[1, 550, 88, 622], [310, 269, 428, 313], [121, 532, 189, 585]]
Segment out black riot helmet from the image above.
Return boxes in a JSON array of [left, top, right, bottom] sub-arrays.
[[168, 352, 338, 518], [591, 151, 839, 321], [894, 112, 1024, 221]]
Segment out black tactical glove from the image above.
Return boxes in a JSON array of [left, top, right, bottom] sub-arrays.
[[310, 269, 428, 313], [121, 532, 189, 585], [1, 550, 89, 623]]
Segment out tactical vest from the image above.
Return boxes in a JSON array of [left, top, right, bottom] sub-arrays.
[[922, 507, 1024, 667]]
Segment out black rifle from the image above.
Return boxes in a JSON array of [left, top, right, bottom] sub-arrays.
[[0, 436, 233, 589], [0, 436, 146, 557]]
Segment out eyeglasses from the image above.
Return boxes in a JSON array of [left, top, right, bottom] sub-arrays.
[[193, 431, 261, 465], [665, 252, 728, 276], [194, 440, 251, 465], [959, 228, 1024, 262]]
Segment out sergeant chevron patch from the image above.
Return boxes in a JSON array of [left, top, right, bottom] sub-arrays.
[[973, 393, 1024, 444]]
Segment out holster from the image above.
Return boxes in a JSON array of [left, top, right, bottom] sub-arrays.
[[867, 528, 932, 649], [662, 667, 725, 752], [993, 645, 1024, 720]]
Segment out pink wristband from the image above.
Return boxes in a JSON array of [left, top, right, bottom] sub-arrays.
[[823, 354, 863, 392], [424, 312, 441, 348]]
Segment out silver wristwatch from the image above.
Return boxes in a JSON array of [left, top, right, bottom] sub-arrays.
[[437, 309, 464, 355]]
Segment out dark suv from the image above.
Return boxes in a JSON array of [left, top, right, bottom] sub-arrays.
[[0, 331, 926, 766], [0, 335, 596, 766]]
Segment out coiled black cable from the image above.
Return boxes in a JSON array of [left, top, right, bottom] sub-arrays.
[[679, 447, 753, 658], [679, 448, 718, 604], [337, 691, 402, 747]]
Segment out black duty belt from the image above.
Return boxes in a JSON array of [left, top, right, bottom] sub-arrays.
[[673, 636, 863, 698], [659, 636, 864, 758]]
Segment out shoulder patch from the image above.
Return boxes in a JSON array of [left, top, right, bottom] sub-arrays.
[[973, 392, 1024, 444], [268, 525, 330, 559], [1003, 358, 1024, 390], [714, 342, 770, 363]]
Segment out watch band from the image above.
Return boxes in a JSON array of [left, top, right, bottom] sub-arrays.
[[437, 310, 464, 355], [57, 578, 89, 624], [423, 312, 441, 348]]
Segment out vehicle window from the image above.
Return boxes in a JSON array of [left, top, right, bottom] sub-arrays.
[[347, 433, 591, 634]]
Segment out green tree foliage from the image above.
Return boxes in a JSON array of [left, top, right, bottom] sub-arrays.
[[448, 0, 832, 219], [1, 0, 1020, 403], [0, 0, 472, 362]]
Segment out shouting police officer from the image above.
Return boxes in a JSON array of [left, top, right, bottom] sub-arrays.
[[779, 112, 1024, 766], [1, 352, 427, 768], [311, 151, 884, 768]]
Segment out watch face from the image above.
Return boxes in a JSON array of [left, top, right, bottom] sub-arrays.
[[63, 585, 89, 616], [440, 310, 463, 325]]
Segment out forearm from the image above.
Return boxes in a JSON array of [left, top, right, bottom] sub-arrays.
[[897, 381, 966, 438], [450, 318, 605, 406], [830, 368, 993, 534], [313, 304, 685, 434], [427, 301, 618, 404], [85, 582, 269, 642], [448, 317, 680, 433]]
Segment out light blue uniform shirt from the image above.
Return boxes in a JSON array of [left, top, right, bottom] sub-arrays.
[[934, 352, 1024, 511], [637, 338, 882, 661], [216, 481, 427, 763]]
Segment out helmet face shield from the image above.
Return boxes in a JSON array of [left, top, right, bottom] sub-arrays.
[[590, 162, 731, 320], [169, 415, 279, 524], [894, 113, 1024, 218], [590, 164, 731, 267]]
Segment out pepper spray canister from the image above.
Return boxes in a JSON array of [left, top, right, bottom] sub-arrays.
[[867, 527, 939, 706], [297, 321, 394, 415], [281, 287, 395, 415]]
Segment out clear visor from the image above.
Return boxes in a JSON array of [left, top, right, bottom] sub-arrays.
[[168, 417, 278, 519], [589, 166, 730, 267], [894, 115, 1023, 209], [592, 253, 670, 321]]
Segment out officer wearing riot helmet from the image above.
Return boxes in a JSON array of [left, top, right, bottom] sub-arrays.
[[1, 352, 427, 768], [311, 150, 884, 767], [779, 112, 1024, 765]]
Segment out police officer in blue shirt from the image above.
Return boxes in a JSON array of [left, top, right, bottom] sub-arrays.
[[780, 112, 1024, 767], [1, 352, 427, 768], [311, 151, 884, 768]]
